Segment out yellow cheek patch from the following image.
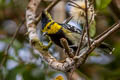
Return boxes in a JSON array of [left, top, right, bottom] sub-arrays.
[[42, 21, 62, 34], [47, 23, 62, 34], [42, 21, 54, 32]]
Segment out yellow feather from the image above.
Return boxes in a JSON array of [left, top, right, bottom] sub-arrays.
[[42, 21, 54, 32], [47, 23, 62, 34], [45, 11, 53, 20], [42, 21, 62, 34]]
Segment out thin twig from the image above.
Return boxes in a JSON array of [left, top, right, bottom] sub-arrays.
[[75, 26, 86, 56], [72, 25, 86, 80], [68, 3, 84, 10], [45, 0, 60, 12], [85, 0, 91, 47], [89, 12, 94, 25], [94, 22, 118, 40], [88, 0, 95, 25], [64, 16, 73, 24], [73, 26, 86, 80], [68, 0, 85, 11], [0, 19, 25, 67], [36, 0, 60, 24], [89, 0, 95, 8]]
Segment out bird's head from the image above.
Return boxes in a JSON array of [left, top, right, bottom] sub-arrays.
[[41, 11, 62, 35], [41, 11, 52, 30]]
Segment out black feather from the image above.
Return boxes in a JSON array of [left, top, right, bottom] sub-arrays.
[[60, 23, 82, 34], [41, 11, 51, 29]]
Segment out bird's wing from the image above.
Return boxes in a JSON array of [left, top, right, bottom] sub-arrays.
[[58, 23, 82, 47], [59, 23, 82, 34]]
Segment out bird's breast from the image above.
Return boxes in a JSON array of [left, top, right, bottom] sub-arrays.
[[48, 29, 73, 48]]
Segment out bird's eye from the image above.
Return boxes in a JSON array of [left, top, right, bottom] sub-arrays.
[[47, 26, 50, 29]]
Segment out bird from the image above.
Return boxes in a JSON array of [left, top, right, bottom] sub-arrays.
[[68, 0, 95, 26], [40, 10, 113, 54]]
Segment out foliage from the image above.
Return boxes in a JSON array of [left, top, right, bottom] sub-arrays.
[[95, 0, 112, 10]]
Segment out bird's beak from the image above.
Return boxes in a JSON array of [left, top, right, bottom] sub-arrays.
[[41, 32, 48, 42], [42, 32, 48, 36]]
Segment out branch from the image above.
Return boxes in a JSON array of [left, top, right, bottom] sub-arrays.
[[32, 38, 74, 71], [60, 38, 74, 58], [75, 21, 120, 66], [36, 0, 61, 24], [26, 0, 75, 72], [85, 0, 91, 47]]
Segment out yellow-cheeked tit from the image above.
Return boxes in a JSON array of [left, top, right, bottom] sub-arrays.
[[40, 0, 113, 54], [40, 10, 113, 54]]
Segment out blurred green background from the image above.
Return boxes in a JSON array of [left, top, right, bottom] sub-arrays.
[[0, 0, 120, 80]]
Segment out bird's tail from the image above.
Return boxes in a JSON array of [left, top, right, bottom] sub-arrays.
[[69, 42, 114, 55], [96, 43, 114, 54]]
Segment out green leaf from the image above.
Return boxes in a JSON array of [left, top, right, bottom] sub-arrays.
[[90, 21, 96, 37], [96, 0, 112, 10]]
